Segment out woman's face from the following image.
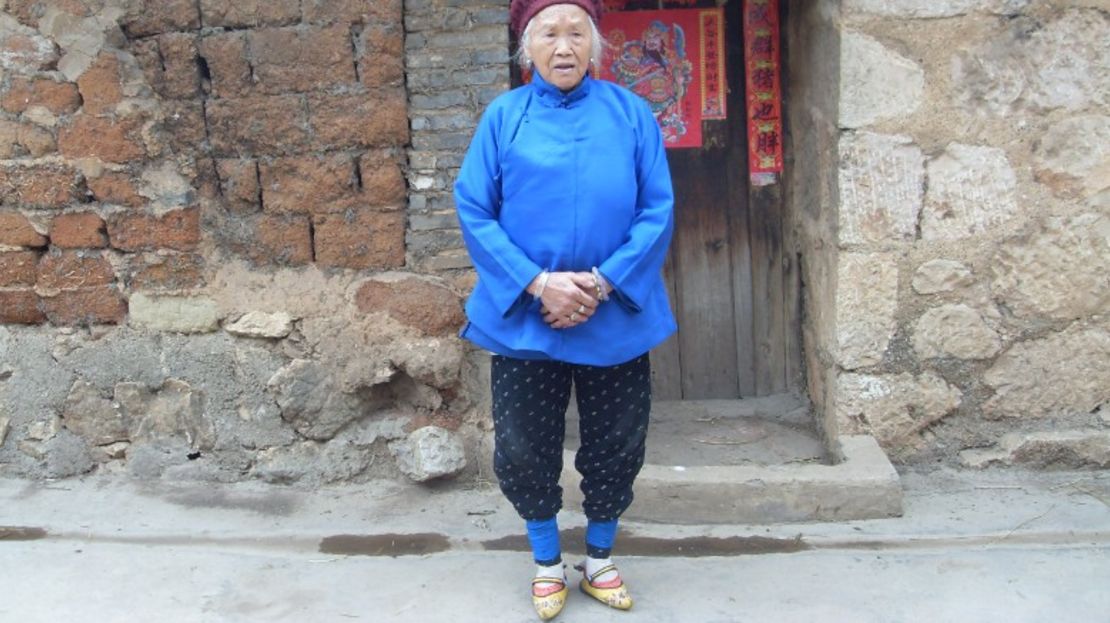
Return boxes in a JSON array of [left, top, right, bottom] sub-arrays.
[[525, 4, 593, 91]]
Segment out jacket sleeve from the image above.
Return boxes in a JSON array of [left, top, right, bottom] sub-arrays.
[[454, 104, 543, 318], [597, 99, 675, 313]]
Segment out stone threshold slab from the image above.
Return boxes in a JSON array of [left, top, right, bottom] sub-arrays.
[[561, 435, 904, 524]]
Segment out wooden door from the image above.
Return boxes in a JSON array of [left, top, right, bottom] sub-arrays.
[[648, 0, 799, 400], [506, 0, 800, 399]]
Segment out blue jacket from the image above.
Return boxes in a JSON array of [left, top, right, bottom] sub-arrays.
[[453, 72, 676, 366]]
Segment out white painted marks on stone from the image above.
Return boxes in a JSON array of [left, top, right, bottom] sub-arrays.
[[838, 132, 924, 245], [922, 143, 1017, 240]]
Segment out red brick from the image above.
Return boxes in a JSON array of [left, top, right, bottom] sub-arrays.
[[135, 40, 205, 107], [359, 152, 406, 206], [249, 25, 358, 94], [205, 95, 310, 157], [259, 155, 357, 214], [86, 172, 145, 208], [0, 164, 81, 209], [354, 276, 464, 335], [200, 0, 301, 28], [131, 38, 166, 96], [357, 25, 404, 88], [107, 208, 200, 252], [1, 33, 58, 72], [0, 289, 45, 324], [58, 115, 147, 163], [308, 91, 409, 150], [314, 210, 404, 269], [121, 0, 200, 37], [50, 212, 108, 249], [77, 52, 125, 114], [130, 253, 205, 290], [197, 32, 252, 99], [193, 158, 221, 201], [0, 120, 17, 159], [36, 249, 116, 290], [161, 100, 207, 154], [0, 210, 48, 247], [5, 0, 46, 26], [215, 159, 260, 213], [6, 0, 92, 26], [255, 214, 313, 265], [303, 0, 402, 25], [0, 250, 40, 287], [1, 77, 81, 115], [40, 286, 127, 325], [157, 34, 202, 100]]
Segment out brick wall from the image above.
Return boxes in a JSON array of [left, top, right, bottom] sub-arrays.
[[1, 0, 409, 329]]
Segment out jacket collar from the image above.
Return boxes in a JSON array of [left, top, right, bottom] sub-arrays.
[[530, 71, 592, 107]]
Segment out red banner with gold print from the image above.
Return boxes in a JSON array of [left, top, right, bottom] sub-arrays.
[[743, 0, 783, 183]]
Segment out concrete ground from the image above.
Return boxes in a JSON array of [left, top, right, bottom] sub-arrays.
[[1, 467, 1108, 623]]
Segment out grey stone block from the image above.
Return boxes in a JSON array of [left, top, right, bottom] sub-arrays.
[[561, 435, 903, 524]]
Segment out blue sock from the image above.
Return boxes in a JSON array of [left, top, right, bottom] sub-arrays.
[[526, 516, 561, 566], [585, 518, 618, 559]]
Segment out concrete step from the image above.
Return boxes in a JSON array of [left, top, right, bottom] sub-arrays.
[[561, 395, 903, 524]]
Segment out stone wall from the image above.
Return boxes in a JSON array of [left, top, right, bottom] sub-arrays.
[[2, 0, 1105, 483], [0, 0, 490, 484], [799, 0, 1109, 466], [404, 0, 508, 273]]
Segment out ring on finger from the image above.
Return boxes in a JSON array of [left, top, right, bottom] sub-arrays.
[[569, 312, 579, 322], [576, 304, 587, 314]]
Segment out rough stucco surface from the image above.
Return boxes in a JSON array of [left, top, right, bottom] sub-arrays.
[[811, 2, 1110, 464]]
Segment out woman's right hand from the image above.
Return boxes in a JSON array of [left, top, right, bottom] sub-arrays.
[[533, 271, 598, 329]]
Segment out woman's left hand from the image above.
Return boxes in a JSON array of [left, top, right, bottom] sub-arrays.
[[540, 272, 599, 329]]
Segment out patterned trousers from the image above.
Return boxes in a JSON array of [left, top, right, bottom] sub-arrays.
[[490, 353, 651, 522]]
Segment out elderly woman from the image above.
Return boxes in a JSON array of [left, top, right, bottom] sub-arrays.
[[454, 0, 675, 618]]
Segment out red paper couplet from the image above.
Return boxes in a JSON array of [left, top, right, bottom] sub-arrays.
[[743, 0, 783, 183]]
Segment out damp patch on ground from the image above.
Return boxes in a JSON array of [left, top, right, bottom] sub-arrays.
[[481, 526, 810, 557], [319, 533, 452, 557], [0, 526, 48, 541]]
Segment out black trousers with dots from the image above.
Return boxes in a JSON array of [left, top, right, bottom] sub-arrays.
[[491, 353, 651, 523]]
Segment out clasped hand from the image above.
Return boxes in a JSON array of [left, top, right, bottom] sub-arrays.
[[532, 271, 602, 329]]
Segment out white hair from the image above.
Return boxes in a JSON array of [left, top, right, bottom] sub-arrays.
[[515, 13, 606, 71]]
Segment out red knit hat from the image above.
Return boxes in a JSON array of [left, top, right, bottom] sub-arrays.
[[510, 0, 603, 38]]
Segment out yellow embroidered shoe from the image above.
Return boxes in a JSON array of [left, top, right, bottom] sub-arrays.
[[531, 575, 569, 621], [576, 563, 633, 611]]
